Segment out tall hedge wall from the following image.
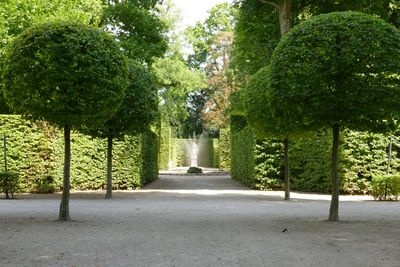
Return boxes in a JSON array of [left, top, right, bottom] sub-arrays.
[[158, 122, 171, 170], [230, 116, 399, 194], [219, 128, 230, 171], [0, 115, 158, 193], [230, 116, 255, 186]]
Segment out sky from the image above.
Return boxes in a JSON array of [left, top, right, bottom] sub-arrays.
[[172, 0, 233, 29]]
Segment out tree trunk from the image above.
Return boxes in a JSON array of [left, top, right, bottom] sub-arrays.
[[279, 0, 292, 36], [283, 138, 290, 200], [260, 0, 292, 36], [59, 124, 71, 221], [105, 133, 113, 199], [329, 124, 340, 222]]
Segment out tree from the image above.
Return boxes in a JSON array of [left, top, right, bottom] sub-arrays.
[[152, 57, 206, 134], [231, 0, 280, 79], [186, 3, 238, 134], [0, 0, 103, 113], [88, 60, 158, 199], [242, 66, 299, 200], [270, 11, 400, 221], [102, 0, 168, 64], [2, 22, 128, 221]]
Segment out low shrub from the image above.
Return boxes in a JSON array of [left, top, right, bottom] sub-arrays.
[[187, 166, 203, 174], [0, 171, 20, 199], [370, 175, 400, 200]]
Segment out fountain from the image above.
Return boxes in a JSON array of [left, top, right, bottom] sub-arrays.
[[190, 141, 198, 167]]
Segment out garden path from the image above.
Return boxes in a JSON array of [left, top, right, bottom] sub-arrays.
[[0, 171, 399, 267]]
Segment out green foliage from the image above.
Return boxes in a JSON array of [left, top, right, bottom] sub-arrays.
[[0, 0, 103, 114], [0, 116, 60, 193], [0, 171, 20, 199], [270, 11, 400, 133], [371, 175, 400, 200], [242, 66, 295, 138], [213, 139, 220, 168], [0, 115, 158, 192], [230, 116, 255, 187], [171, 139, 187, 167], [340, 130, 397, 194], [3, 22, 128, 129], [102, 0, 167, 64], [219, 128, 230, 171], [289, 130, 333, 193], [140, 128, 159, 185], [187, 166, 203, 174], [158, 122, 172, 170], [186, 2, 238, 68], [231, 0, 280, 78], [152, 57, 206, 126], [88, 60, 158, 138], [254, 138, 284, 190]]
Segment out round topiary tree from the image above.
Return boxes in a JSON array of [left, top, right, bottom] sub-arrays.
[[2, 22, 128, 221], [87, 60, 159, 199], [270, 11, 400, 221], [242, 65, 297, 200]]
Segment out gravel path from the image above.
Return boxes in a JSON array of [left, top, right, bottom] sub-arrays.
[[0, 174, 399, 267]]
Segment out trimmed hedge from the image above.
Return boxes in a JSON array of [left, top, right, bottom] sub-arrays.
[[219, 128, 230, 171], [230, 116, 255, 187], [230, 116, 400, 194], [158, 122, 171, 170], [0, 115, 158, 193], [371, 175, 400, 200], [0, 171, 20, 198]]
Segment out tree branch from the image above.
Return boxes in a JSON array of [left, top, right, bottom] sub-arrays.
[[259, 0, 280, 10]]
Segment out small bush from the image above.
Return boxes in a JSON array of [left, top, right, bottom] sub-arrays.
[[187, 166, 203, 174], [370, 175, 400, 201], [0, 171, 20, 199]]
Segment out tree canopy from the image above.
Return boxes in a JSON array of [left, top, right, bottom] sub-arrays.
[[3, 22, 128, 128], [270, 11, 400, 133], [102, 0, 168, 64], [269, 11, 400, 221], [2, 22, 128, 220]]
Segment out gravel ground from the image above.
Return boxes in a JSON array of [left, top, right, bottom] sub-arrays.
[[0, 174, 399, 267]]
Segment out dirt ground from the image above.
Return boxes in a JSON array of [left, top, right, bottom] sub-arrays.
[[0, 172, 399, 267]]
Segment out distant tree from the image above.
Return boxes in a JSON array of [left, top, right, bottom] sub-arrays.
[[152, 57, 206, 133], [102, 0, 168, 64], [88, 61, 158, 199], [270, 11, 400, 221], [180, 90, 208, 137], [2, 22, 128, 221], [186, 3, 238, 133]]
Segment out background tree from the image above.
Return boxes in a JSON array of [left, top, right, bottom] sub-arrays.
[[89, 61, 158, 199], [270, 11, 400, 221], [150, 0, 206, 137], [185, 3, 238, 135], [102, 0, 168, 64], [152, 57, 206, 136], [2, 22, 128, 221]]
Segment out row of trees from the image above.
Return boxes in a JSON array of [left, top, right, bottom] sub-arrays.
[[233, 1, 400, 221], [0, 0, 171, 221]]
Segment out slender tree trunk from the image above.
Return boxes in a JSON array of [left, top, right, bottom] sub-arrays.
[[279, 0, 292, 36], [329, 124, 340, 222], [105, 133, 113, 199], [260, 0, 292, 36], [283, 138, 290, 200], [59, 124, 71, 221]]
